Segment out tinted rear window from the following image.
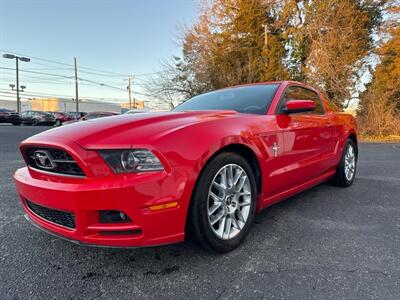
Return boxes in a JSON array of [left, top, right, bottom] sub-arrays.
[[174, 84, 279, 115]]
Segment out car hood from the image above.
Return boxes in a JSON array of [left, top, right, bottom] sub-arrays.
[[27, 110, 240, 149]]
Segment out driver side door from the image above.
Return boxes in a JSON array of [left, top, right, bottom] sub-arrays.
[[274, 86, 336, 189]]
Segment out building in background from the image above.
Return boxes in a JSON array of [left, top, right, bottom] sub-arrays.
[[120, 99, 146, 111], [0, 97, 146, 113]]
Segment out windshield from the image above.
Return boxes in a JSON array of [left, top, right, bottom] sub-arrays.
[[174, 84, 279, 115]]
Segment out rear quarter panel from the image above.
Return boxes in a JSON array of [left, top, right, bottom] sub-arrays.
[[330, 112, 358, 159], [318, 93, 358, 164]]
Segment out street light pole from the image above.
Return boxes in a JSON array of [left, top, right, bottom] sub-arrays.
[[2, 53, 30, 112]]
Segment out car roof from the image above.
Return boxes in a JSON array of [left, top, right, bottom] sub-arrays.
[[221, 80, 322, 95], [226, 80, 313, 89]]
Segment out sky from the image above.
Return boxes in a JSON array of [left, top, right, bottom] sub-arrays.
[[0, 0, 198, 105]]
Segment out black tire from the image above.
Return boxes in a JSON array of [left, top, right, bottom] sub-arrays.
[[332, 139, 357, 187], [55, 119, 62, 126], [12, 123, 21, 126], [188, 152, 257, 253], [32, 119, 39, 126]]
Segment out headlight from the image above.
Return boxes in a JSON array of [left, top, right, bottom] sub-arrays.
[[99, 149, 164, 173]]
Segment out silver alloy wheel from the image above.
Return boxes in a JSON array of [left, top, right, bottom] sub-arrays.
[[344, 144, 356, 181], [207, 163, 252, 240]]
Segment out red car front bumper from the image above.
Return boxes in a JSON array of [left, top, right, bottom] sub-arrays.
[[14, 166, 187, 247]]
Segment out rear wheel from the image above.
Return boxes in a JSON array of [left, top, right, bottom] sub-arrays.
[[12, 122, 21, 126], [332, 139, 357, 187], [32, 119, 38, 126], [188, 152, 257, 253]]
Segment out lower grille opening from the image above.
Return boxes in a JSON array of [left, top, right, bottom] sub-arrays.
[[25, 199, 76, 229]]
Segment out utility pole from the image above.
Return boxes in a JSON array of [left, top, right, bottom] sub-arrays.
[[74, 57, 79, 112], [128, 77, 132, 110]]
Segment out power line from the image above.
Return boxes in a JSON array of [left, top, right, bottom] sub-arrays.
[[0, 49, 162, 77], [23, 67, 72, 71], [1, 51, 156, 105], [1, 70, 130, 86], [0, 88, 75, 99], [0, 89, 129, 102], [78, 77, 126, 91], [0, 79, 72, 85], [0, 67, 128, 91], [0, 67, 73, 79]]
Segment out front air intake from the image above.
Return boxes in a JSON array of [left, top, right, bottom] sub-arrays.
[[25, 199, 76, 229]]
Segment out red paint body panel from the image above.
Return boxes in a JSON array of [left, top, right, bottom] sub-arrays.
[[14, 81, 358, 247]]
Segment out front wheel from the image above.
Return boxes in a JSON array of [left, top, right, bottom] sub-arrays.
[[188, 152, 257, 253], [55, 119, 62, 126], [332, 139, 357, 187], [32, 119, 39, 126]]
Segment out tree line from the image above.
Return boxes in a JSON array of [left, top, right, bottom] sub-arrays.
[[146, 0, 400, 136]]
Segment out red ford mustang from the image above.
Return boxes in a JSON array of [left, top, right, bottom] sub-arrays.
[[14, 81, 358, 252]]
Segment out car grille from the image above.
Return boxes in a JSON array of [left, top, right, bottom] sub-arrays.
[[25, 199, 76, 229], [24, 147, 85, 177]]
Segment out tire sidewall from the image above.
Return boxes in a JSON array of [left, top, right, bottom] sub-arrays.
[[191, 152, 257, 252]]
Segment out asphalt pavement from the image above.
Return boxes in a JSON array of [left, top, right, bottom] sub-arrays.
[[0, 125, 399, 299]]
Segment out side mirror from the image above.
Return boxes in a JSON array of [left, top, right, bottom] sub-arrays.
[[283, 100, 316, 114]]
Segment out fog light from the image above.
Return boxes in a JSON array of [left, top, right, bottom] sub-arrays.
[[99, 210, 131, 223]]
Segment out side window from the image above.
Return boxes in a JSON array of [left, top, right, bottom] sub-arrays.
[[278, 86, 324, 115], [304, 89, 324, 115], [84, 114, 97, 120]]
